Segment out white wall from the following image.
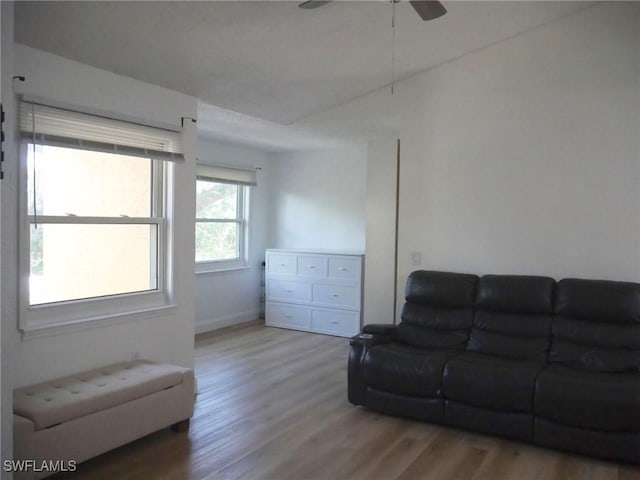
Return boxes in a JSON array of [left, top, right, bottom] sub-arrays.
[[396, 2, 640, 286], [1, 2, 15, 473], [7, 45, 198, 387], [300, 2, 640, 322], [195, 137, 270, 333], [267, 147, 367, 252]]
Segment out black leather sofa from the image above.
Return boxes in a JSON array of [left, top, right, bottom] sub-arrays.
[[348, 270, 640, 464]]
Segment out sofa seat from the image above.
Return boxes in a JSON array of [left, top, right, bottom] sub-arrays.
[[443, 352, 546, 412], [14, 361, 185, 431], [364, 343, 458, 397], [535, 364, 640, 431]]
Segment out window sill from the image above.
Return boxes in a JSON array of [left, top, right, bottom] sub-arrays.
[[20, 303, 177, 341], [196, 265, 251, 275]]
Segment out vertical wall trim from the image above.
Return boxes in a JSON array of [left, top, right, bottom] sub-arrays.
[[393, 138, 400, 325]]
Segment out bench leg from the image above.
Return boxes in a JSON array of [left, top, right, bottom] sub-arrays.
[[171, 419, 190, 433]]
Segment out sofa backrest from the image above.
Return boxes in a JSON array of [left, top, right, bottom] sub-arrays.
[[397, 270, 478, 350], [552, 278, 640, 372], [468, 275, 555, 361]]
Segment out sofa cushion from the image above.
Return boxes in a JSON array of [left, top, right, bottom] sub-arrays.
[[397, 271, 478, 349], [469, 275, 553, 361], [535, 364, 640, 432], [405, 270, 478, 308], [475, 275, 555, 315], [555, 278, 640, 324], [550, 336, 640, 373], [443, 352, 546, 412], [363, 343, 458, 398], [397, 304, 472, 349], [551, 278, 640, 372], [468, 316, 551, 361], [14, 361, 188, 430]]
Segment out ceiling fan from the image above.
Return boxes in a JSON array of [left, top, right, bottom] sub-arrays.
[[298, 0, 447, 21]]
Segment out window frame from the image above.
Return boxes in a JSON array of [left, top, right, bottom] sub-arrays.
[[195, 177, 249, 273], [18, 141, 174, 333]]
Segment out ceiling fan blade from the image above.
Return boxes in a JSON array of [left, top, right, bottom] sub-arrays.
[[409, 1, 447, 21], [298, 0, 332, 9]]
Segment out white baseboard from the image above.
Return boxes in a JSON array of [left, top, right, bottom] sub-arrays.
[[195, 309, 261, 335]]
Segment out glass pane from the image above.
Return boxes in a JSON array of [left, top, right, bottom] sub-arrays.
[[30, 223, 158, 305], [195, 222, 239, 262], [26, 144, 152, 217], [196, 180, 238, 220]]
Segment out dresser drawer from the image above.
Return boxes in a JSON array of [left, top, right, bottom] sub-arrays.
[[265, 249, 364, 338], [312, 284, 360, 309], [266, 303, 311, 329], [297, 255, 328, 278], [311, 309, 360, 337], [267, 279, 311, 303], [267, 253, 297, 276], [328, 257, 361, 280]]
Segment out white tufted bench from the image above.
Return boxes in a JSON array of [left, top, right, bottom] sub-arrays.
[[13, 360, 194, 479]]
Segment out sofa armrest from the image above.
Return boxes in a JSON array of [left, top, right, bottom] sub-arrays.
[[362, 323, 398, 338], [348, 331, 394, 406]]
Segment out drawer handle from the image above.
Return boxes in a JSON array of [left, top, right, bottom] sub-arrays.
[[280, 263, 287, 267], [306, 265, 317, 269], [338, 267, 348, 271], [284, 315, 293, 319], [330, 321, 339, 324], [284, 289, 294, 293], [330, 293, 341, 297]]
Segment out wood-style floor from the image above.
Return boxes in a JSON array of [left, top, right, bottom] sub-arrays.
[[56, 322, 640, 480]]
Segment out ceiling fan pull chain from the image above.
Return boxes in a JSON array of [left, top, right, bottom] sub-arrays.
[[391, 0, 397, 95]]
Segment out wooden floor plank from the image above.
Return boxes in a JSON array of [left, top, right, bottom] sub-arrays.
[[53, 322, 640, 480]]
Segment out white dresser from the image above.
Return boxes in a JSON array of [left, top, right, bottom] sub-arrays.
[[265, 249, 364, 337]]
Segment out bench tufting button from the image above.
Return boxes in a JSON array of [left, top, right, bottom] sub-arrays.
[[44, 398, 52, 402], [97, 383, 106, 387], [71, 391, 80, 394], [26, 392, 34, 396]]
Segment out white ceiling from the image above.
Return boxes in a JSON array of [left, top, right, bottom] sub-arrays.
[[15, 1, 594, 150]]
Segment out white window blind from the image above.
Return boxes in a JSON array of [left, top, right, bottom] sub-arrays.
[[19, 101, 184, 162], [196, 164, 257, 186]]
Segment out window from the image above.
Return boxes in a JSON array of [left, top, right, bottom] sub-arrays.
[[26, 145, 162, 305], [19, 101, 184, 331], [195, 165, 255, 272]]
